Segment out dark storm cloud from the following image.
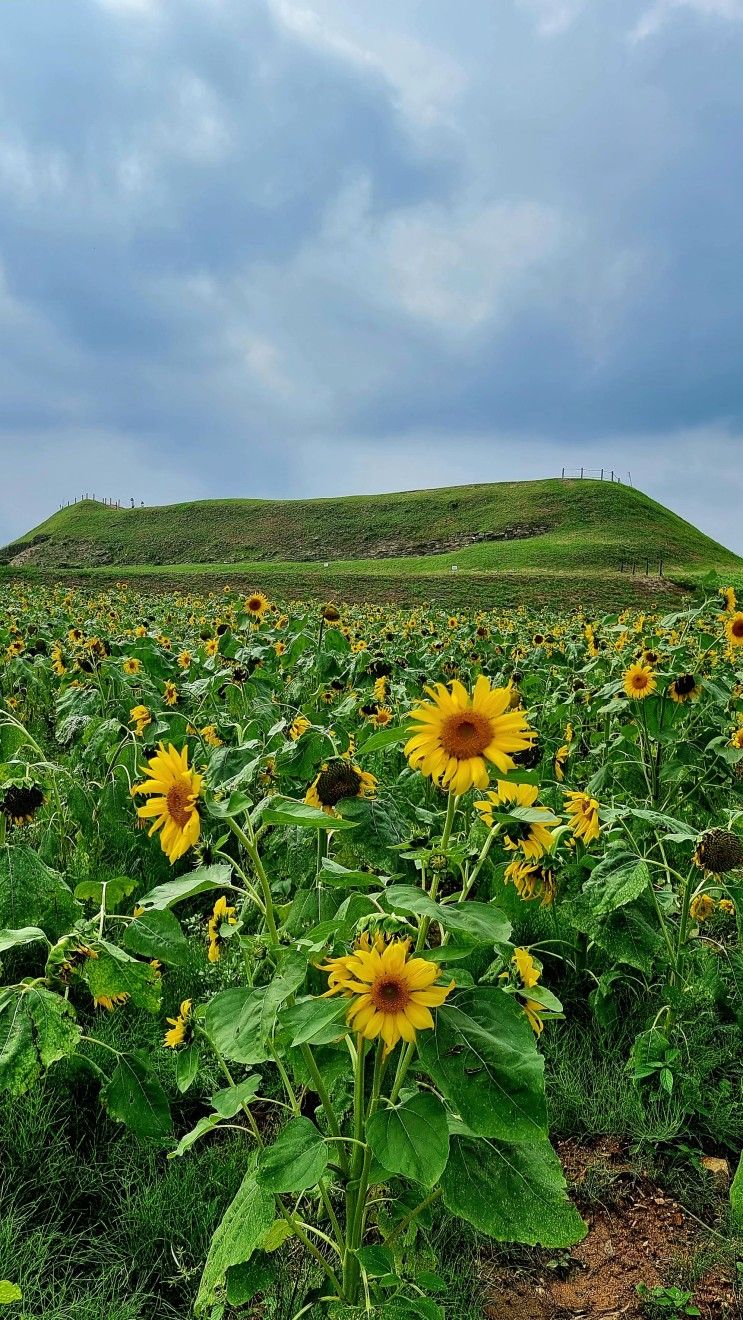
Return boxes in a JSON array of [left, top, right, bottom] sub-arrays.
[[1, 0, 743, 550]]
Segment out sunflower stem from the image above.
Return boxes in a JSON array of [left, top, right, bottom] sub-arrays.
[[226, 815, 279, 949]]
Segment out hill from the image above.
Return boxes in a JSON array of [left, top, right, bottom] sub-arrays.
[[3, 478, 741, 610]]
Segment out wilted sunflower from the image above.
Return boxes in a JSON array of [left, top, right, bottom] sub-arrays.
[[725, 613, 743, 647], [0, 782, 44, 827], [564, 790, 601, 844], [164, 999, 193, 1048], [689, 893, 715, 922], [668, 673, 699, 704], [320, 932, 454, 1054], [623, 663, 656, 700], [475, 780, 557, 861], [693, 827, 743, 874], [321, 603, 341, 623], [129, 704, 151, 736], [132, 744, 202, 864], [504, 857, 557, 906], [404, 677, 535, 795], [245, 592, 269, 620], [306, 760, 377, 814]]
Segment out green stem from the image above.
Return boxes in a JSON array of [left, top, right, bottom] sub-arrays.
[[299, 1043, 348, 1176], [385, 1187, 442, 1246], [227, 815, 279, 948]]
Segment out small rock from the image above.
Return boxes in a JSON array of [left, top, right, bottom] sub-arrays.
[[701, 1155, 730, 1183]]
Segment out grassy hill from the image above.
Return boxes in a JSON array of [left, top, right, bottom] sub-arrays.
[[4, 479, 741, 610]]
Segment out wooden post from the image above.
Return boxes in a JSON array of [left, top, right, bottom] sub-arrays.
[[580, 467, 584, 478], [561, 466, 565, 478], [601, 468, 604, 480]]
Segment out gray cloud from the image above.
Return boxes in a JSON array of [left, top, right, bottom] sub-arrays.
[[1, 0, 743, 553]]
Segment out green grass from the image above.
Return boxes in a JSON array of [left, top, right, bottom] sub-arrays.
[[4, 477, 741, 609]]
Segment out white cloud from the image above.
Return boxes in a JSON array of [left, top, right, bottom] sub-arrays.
[[631, 0, 743, 41], [518, 0, 589, 35]]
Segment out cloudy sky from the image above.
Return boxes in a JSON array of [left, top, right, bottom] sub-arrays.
[[2, 0, 743, 551]]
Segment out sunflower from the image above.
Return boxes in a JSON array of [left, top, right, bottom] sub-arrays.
[[689, 893, 715, 922], [177, 650, 192, 670], [372, 706, 393, 728], [204, 638, 219, 657], [373, 676, 388, 703], [504, 857, 556, 906], [207, 896, 237, 962], [668, 673, 699, 704], [404, 677, 535, 795], [95, 992, 130, 1011], [305, 760, 377, 814], [132, 744, 203, 864], [0, 783, 45, 827], [730, 728, 743, 750], [123, 657, 141, 676], [289, 715, 311, 741], [475, 780, 556, 861], [564, 790, 601, 844], [164, 999, 193, 1048], [321, 603, 341, 623], [720, 585, 737, 614], [554, 743, 569, 782], [129, 704, 151, 736], [623, 663, 656, 700], [725, 613, 743, 647], [163, 681, 178, 707], [320, 932, 454, 1054], [245, 592, 269, 620], [510, 948, 550, 1036]]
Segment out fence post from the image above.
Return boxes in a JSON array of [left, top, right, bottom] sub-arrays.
[[580, 467, 584, 478], [601, 468, 604, 480], [561, 466, 565, 478]]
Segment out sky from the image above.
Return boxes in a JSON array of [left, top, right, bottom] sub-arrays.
[[2, 0, 743, 552]]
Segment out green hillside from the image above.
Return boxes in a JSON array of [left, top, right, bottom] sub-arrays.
[[3, 478, 741, 610]]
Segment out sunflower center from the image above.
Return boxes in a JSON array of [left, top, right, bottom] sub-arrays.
[[732, 619, 743, 638], [166, 781, 193, 828], [633, 674, 649, 690], [676, 674, 696, 695], [316, 763, 363, 807], [371, 976, 411, 1014], [439, 710, 492, 759]]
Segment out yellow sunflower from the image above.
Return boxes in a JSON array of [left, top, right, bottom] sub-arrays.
[[668, 674, 699, 704], [689, 893, 715, 922], [163, 680, 178, 707], [475, 780, 556, 861], [564, 790, 601, 845], [123, 657, 141, 676], [129, 704, 151, 736], [503, 857, 556, 906], [289, 715, 311, 741], [207, 896, 237, 962], [623, 663, 656, 700], [404, 677, 535, 795], [720, 585, 737, 614], [320, 933, 454, 1054], [132, 743, 203, 864], [725, 612, 743, 647], [164, 999, 193, 1048], [305, 761, 377, 814], [244, 591, 269, 620]]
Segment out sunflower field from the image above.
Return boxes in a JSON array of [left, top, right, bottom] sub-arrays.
[[0, 580, 741, 1319]]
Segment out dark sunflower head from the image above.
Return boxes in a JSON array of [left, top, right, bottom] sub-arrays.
[[669, 673, 699, 704], [0, 783, 45, 826], [694, 828, 743, 874], [314, 761, 364, 807], [321, 603, 341, 623]]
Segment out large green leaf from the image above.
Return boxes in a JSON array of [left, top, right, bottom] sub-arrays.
[[367, 1093, 449, 1188], [135, 863, 235, 912], [441, 1127, 586, 1247], [581, 852, 650, 916], [418, 989, 546, 1141], [261, 797, 358, 830], [0, 984, 80, 1096], [81, 943, 161, 1012], [568, 892, 663, 973], [203, 987, 269, 1064], [384, 887, 511, 945], [731, 1150, 743, 1230], [195, 1161, 275, 1316], [0, 846, 81, 940], [122, 909, 190, 967], [256, 1117, 328, 1193], [101, 1053, 172, 1139], [0, 927, 48, 954], [278, 995, 348, 1046]]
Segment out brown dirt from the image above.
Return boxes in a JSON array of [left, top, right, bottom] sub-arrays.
[[478, 1140, 740, 1320]]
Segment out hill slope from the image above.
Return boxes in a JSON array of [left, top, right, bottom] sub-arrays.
[[4, 479, 741, 609]]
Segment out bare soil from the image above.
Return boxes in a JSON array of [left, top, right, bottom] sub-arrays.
[[478, 1140, 740, 1320]]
